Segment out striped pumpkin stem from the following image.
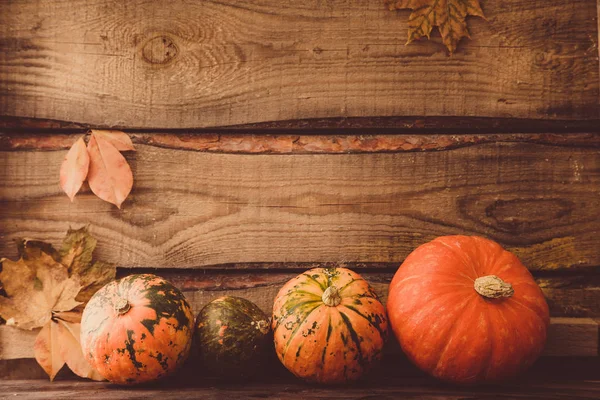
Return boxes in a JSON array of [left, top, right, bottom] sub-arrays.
[[322, 286, 342, 307]]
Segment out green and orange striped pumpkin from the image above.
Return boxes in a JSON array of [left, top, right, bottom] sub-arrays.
[[80, 274, 195, 384], [272, 267, 387, 384]]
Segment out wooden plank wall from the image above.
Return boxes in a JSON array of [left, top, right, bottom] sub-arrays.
[[0, 0, 599, 128], [0, 0, 600, 377], [0, 133, 599, 362]]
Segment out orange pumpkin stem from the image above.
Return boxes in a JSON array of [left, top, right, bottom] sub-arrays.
[[474, 275, 514, 299], [114, 297, 131, 315], [322, 286, 342, 307]]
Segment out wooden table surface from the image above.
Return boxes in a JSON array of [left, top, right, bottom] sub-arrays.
[[2, 358, 599, 399]]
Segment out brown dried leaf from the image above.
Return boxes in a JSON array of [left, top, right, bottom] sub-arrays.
[[17, 239, 61, 263], [87, 133, 133, 208], [59, 226, 96, 274], [90, 130, 135, 151], [385, 0, 486, 54], [34, 321, 65, 381], [75, 261, 116, 303], [58, 227, 116, 303], [0, 252, 80, 330], [59, 137, 90, 201]]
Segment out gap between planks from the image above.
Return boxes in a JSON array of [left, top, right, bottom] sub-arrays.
[[1, 132, 600, 153]]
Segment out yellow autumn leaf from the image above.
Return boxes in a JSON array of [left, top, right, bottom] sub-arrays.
[[385, 0, 486, 54]]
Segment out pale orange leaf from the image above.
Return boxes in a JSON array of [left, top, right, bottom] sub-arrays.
[[59, 137, 90, 201], [90, 130, 135, 151], [87, 134, 133, 208], [34, 321, 65, 381], [56, 319, 105, 381]]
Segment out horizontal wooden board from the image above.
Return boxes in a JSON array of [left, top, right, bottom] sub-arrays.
[[1, 268, 599, 360], [1, 139, 599, 270], [0, 0, 598, 128], [145, 270, 600, 319], [0, 318, 596, 361]]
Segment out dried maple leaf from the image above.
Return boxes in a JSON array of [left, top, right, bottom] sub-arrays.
[[0, 251, 81, 330], [59, 137, 89, 202], [0, 227, 116, 381], [87, 133, 133, 209], [385, 0, 486, 54]]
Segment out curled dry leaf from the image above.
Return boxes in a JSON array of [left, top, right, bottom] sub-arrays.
[[0, 227, 116, 381], [90, 130, 135, 151], [87, 133, 133, 209], [56, 318, 105, 381], [385, 0, 486, 54], [34, 320, 64, 381], [59, 137, 90, 201], [34, 316, 104, 381]]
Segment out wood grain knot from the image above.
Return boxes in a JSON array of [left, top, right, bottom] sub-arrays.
[[485, 198, 573, 233], [141, 36, 178, 65]]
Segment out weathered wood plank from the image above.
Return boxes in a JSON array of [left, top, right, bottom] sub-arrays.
[[0, 318, 597, 361], [1, 140, 599, 270], [0, 0, 598, 128], [544, 317, 600, 356], [146, 270, 600, 319]]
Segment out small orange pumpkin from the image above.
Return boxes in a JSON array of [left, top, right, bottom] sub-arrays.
[[387, 236, 550, 384], [80, 274, 194, 384], [272, 267, 387, 384]]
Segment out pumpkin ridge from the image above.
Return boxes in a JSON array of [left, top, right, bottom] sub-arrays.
[[482, 305, 496, 381], [274, 299, 321, 329], [435, 238, 478, 279], [335, 277, 365, 294], [302, 273, 327, 291], [342, 304, 386, 339], [392, 273, 474, 296], [505, 298, 548, 326], [281, 303, 324, 357], [286, 289, 321, 299], [432, 296, 477, 375], [320, 314, 333, 369], [401, 289, 475, 324], [339, 311, 365, 369]]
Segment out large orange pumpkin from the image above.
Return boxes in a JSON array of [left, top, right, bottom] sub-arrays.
[[387, 236, 549, 384], [272, 267, 387, 384], [80, 274, 194, 384]]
